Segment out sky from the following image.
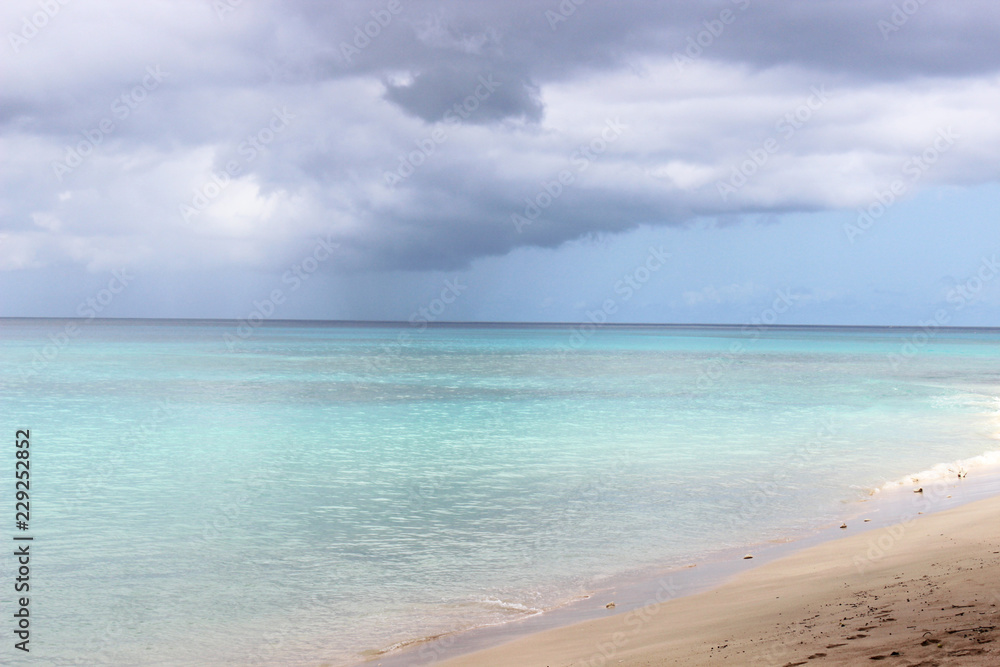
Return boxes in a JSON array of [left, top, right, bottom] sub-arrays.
[[2, 0, 999, 325]]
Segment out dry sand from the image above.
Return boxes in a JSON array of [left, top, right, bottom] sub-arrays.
[[433, 493, 1000, 666]]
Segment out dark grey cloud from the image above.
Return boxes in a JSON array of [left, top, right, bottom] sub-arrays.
[[2, 0, 1000, 282], [383, 65, 542, 124], [315, 1, 1000, 82]]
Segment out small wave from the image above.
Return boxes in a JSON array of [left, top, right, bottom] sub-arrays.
[[474, 596, 545, 615], [873, 448, 1000, 493], [368, 597, 546, 661]]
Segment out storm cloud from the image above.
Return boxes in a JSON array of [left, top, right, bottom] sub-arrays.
[[2, 0, 1000, 281]]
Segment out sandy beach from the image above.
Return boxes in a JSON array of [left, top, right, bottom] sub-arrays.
[[430, 491, 1000, 666]]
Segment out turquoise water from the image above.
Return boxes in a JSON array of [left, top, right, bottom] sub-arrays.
[[0, 320, 998, 665]]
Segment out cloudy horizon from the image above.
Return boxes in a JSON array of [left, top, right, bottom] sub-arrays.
[[3, 0, 1000, 325]]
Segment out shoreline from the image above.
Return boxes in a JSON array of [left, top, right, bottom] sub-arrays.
[[429, 477, 1000, 666], [364, 453, 1000, 666]]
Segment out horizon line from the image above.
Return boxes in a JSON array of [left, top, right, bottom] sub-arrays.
[[1, 316, 997, 331]]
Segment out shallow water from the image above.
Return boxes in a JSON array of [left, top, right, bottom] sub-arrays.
[[0, 320, 997, 665]]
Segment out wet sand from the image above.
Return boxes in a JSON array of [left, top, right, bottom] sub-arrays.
[[429, 491, 1000, 666]]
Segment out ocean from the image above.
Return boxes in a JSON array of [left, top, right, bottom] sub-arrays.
[[1, 319, 998, 665]]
